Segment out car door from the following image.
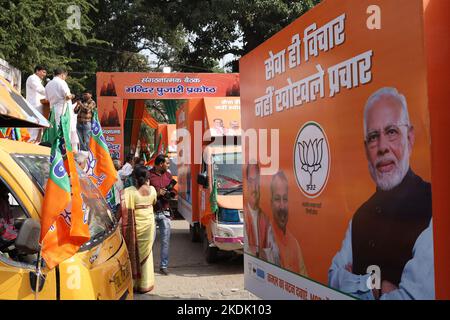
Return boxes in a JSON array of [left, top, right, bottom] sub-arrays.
[[0, 173, 57, 300]]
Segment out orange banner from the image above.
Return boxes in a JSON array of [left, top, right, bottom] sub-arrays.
[[97, 97, 124, 161], [241, 0, 445, 300], [97, 72, 240, 100], [142, 109, 159, 129]]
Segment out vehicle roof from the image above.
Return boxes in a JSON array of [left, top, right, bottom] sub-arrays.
[[0, 138, 51, 156]]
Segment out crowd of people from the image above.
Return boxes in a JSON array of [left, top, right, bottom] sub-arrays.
[[118, 154, 176, 293], [24, 65, 176, 294], [25, 65, 97, 151]]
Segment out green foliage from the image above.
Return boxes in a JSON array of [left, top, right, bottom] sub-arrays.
[[0, 0, 95, 86], [156, 0, 322, 72], [0, 0, 322, 93]]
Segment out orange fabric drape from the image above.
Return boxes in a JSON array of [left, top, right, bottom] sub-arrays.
[[142, 109, 159, 129], [130, 101, 146, 152], [122, 99, 128, 120]]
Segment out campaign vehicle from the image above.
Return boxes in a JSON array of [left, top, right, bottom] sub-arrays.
[[0, 139, 133, 300], [176, 97, 243, 263]]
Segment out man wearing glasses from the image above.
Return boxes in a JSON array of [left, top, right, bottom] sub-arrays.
[[328, 87, 434, 300]]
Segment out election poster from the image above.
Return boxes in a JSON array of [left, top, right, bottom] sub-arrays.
[[240, 0, 448, 300], [96, 72, 240, 100], [96, 72, 241, 161], [97, 96, 124, 161]]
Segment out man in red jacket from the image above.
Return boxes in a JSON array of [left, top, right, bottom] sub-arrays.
[[149, 154, 176, 275]]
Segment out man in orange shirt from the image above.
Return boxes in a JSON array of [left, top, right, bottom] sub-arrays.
[[268, 171, 307, 276], [244, 163, 270, 259]]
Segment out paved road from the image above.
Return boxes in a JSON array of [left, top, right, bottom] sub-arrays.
[[134, 219, 259, 300]]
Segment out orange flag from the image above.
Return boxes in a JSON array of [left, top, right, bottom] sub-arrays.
[[40, 104, 90, 269], [87, 110, 117, 197]]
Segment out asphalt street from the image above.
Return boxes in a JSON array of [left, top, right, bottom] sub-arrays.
[[134, 219, 258, 300]]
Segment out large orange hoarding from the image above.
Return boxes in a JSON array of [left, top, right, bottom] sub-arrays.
[[176, 99, 203, 224], [241, 0, 448, 300]]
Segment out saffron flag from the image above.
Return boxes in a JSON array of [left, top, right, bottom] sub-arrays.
[[60, 104, 87, 240], [0, 127, 29, 141], [148, 133, 163, 167], [11, 128, 18, 140], [41, 110, 57, 145], [201, 178, 219, 225], [40, 103, 90, 269], [0, 128, 7, 138], [19, 128, 30, 142], [210, 178, 219, 214], [87, 110, 117, 197], [105, 189, 116, 211]]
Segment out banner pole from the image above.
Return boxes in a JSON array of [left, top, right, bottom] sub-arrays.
[[34, 247, 43, 300]]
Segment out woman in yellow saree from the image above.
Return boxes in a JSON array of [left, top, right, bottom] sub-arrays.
[[121, 166, 157, 293]]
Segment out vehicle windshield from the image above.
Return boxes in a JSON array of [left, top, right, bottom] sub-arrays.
[[12, 154, 115, 249], [168, 155, 178, 176], [212, 152, 243, 195]]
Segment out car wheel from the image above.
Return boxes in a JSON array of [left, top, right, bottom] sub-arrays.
[[203, 229, 218, 263], [189, 223, 201, 242]]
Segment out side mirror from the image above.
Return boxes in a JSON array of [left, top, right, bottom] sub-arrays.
[[197, 172, 209, 188], [15, 219, 41, 255]]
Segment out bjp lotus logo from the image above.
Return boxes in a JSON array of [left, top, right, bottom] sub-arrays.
[[294, 122, 330, 198], [298, 138, 324, 190]]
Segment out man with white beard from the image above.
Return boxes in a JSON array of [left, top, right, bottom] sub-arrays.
[[328, 87, 434, 300]]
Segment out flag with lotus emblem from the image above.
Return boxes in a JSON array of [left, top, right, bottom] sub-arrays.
[[40, 103, 90, 269], [87, 110, 117, 198], [41, 110, 58, 145], [298, 138, 324, 187]]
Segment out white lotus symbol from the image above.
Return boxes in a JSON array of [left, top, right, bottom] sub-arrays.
[[298, 138, 324, 188]]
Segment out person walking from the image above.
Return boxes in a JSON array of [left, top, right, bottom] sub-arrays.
[[74, 90, 96, 151], [25, 65, 47, 143], [149, 154, 175, 275], [121, 166, 157, 293]]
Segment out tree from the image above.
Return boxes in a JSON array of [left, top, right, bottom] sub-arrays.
[[1, 0, 322, 93], [151, 0, 322, 72], [0, 0, 96, 93]]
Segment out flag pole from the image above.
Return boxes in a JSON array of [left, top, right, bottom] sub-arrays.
[[34, 246, 43, 300]]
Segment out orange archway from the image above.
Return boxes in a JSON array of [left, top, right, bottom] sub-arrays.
[[96, 72, 240, 161]]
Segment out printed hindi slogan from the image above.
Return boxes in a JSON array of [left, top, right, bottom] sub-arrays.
[[125, 76, 217, 97], [255, 13, 374, 117], [267, 273, 330, 300]]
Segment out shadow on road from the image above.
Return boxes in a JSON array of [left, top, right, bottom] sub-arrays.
[[152, 220, 245, 277]]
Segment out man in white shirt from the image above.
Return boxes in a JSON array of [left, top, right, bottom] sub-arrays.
[[45, 67, 74, 127], [26, 65, 47, 142], [117, 155, 135, 186], [210, 118, 228, 136]]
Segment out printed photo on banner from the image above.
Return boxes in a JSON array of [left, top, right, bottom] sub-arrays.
[[100, 99, 122, 128], [97, 96, 124, 161], [240, 0, 434, 300]]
